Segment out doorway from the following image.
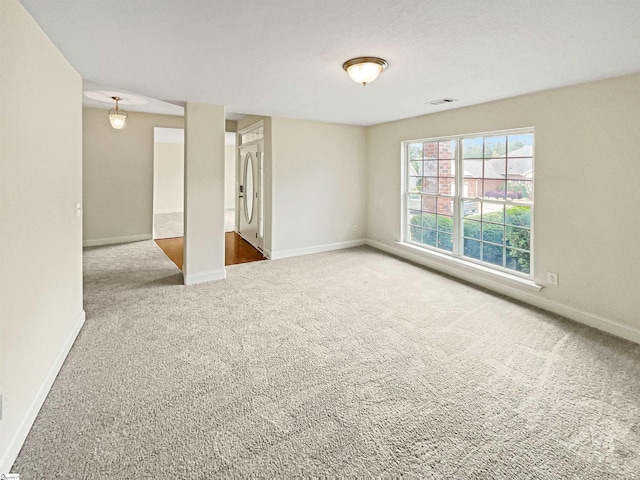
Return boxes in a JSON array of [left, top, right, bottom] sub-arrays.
[[153, 127, 184, 239], [237, 122, 264, 253], [154, 126, 266, 271]]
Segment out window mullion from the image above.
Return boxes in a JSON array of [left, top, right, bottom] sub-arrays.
[[452, 139, 462, 257], [403, 144, 409, 243]]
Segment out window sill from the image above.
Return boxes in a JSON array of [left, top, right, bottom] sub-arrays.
[[395, 241, 543, 293]]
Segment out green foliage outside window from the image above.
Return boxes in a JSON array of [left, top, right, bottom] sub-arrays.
[[409, 205, 531, 273]]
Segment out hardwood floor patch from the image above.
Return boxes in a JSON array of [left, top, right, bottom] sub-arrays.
[[155, 237, 183, 270], [155, 232, 265, 271]]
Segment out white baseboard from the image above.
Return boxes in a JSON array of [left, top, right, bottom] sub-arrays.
[[531, 298, 640, 345], [154, 209, 183, 215], [0, 310, 86, 473], [83, 234, 152, 248], [270, 239, 366, 260], [366, 239, 640, 345], [183, 268, 226, 286]]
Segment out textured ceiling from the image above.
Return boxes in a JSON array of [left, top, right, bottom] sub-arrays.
[[19, 0, 640, 126]]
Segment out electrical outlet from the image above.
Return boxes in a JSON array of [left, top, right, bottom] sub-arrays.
[[547, 272, 559, 286], [353, 225, 358, 231]]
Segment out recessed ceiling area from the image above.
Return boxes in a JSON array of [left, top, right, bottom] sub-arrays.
[[82, 80, 246, 120], [21, 0, 640, 126], [83, 80, 183, 116]]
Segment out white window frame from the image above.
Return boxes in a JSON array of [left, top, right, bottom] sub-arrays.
[[401, 128, 535, 279]]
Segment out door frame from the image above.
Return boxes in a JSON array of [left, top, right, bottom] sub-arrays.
[[236, 121, 265, 252]]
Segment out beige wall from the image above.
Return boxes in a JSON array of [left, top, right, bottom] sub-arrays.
[[0, 0, 83, 470], [83, 108, 183, 246], [366, 73, 640, 341], [153, 142, 184, 214], [224, 145, 236, 210], [270, 118, 367, 257], [183, 103, 226, 285]]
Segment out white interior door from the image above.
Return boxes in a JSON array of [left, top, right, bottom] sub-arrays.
[[238, 143, 260, 249]]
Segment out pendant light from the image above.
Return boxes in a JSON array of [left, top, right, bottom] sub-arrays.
[[343, 57, 388, 86], [108, 96, 128, 129]]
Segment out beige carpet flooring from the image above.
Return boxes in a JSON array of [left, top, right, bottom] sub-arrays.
[[153, 212, 183, 239], [12, 241, 640, 478]]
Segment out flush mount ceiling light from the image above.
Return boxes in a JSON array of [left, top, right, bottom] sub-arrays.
[[108, 96, 128, 129], [343, 57, 388, 86]]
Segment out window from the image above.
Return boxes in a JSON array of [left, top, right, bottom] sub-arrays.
[[240, 126, 264, 144], [404, 130, 534, 276]]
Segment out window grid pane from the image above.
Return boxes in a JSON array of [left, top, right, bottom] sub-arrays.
[[407, 197, 454, 252], [406, 132, 533, 276]]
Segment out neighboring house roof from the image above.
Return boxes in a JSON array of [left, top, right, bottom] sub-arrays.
[[411, 145, 533, 179], [508, 145, 533, 157], [463, 146, 533, 179], [463, 159, 502, 179], [505, 157, 533, 177]]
